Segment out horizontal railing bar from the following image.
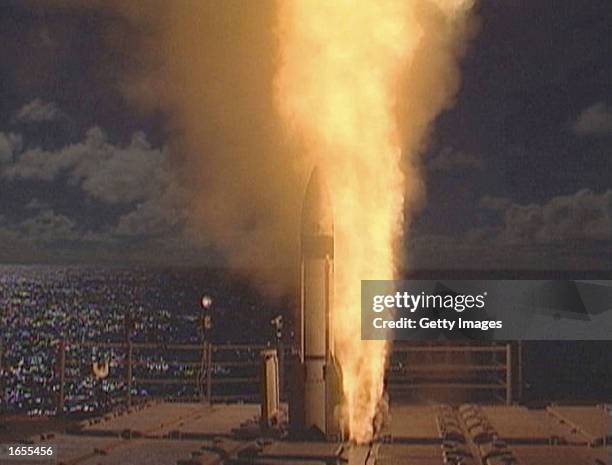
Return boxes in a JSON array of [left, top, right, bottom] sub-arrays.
[[134, 378, 199, 384], [67, 342, 127, 349], [212, 361, 259, 367], [129, 394, 260, 402], [212, 344, 268, 351], [131, 376, 260, 385], [65, 359, 260, 368], [388, 364, 507, 373], [211, 377, 259, 384], [132, 343, 203, 350], [392, 345, 508, 353], [129, 360, 200, 367], [388, 382, 507, 389], [133, 395, 202, 402], [211, 394, 260, 401], [64, 342, 275, 351], [66, 342, 206, 350]]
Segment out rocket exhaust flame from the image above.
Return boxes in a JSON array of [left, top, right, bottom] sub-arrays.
[[275, 0, 475, 443]]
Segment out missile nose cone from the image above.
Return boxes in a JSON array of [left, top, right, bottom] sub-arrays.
[[302, 167, 333, 237]]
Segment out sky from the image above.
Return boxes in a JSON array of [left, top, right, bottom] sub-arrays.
[[0, 0, 610, 271]]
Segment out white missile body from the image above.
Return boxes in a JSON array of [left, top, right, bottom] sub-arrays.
[[298, 167, 342, 438]]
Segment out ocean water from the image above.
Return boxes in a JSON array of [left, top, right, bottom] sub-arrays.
[[0, 265, 288, 414]]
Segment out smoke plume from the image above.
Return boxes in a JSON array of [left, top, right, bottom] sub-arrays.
[[41, 0, 306, 292]]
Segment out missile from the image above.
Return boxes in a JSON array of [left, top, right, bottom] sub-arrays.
[[296, 167, 343, 439]]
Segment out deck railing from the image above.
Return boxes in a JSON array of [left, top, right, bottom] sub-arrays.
[[0, 340, 516, 414], [54, 340, 287, 413], [388, 342, 515, 405]]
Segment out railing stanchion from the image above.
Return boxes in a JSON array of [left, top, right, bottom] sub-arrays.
[[127, 340, 133, 407], [506, 343, 512, 405], [0, 340, 4, 408], [206, 343, 213, 404], [517, 341, 523, 403], [277, 339, 285, 401], [57, 339, 66, 415], [206, 342, 213, 405]]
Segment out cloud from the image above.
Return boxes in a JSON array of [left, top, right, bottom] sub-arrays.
[[75, 131, 172, 205], [2, 126, 189, 241], [572, 102, 612, 136], [114, 200, 176, 237], [490, 189, 612, 244], [0, 209, 106, 263], [113, 181, 187, 237], [25, 198, 50, 210], [0, 205, 210, 265], [474, 190, 612, 248], [408, 189, 612, 270], [14, 99, 64, 123], [2, 127, 103, 181], [15, 209, 78, 243], [0, 132, 23, 164], [427, 147, 483, 171], [3, 127, 173, 204]]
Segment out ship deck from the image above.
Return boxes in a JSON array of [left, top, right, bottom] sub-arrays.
[[1, 401, 609, 465]]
